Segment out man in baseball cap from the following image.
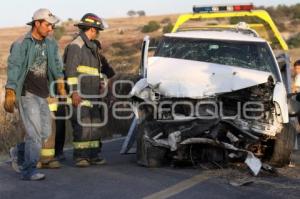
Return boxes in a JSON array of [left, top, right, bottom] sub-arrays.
[[5, 8, 66, 181], [24, 8, 60, 39]]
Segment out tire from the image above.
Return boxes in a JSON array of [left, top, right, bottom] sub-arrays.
[[270, 123, 296, 167], [136, 121, 168, 167]]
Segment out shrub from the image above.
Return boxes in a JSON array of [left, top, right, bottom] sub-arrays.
[[206, 22, 218, 26], [141, 21, 160, 33], [137, 10, 146, 17], [288, 33, 300, 48], [292, 5, 300, 19], [163, 23, 174, 33], [161, 17, 171, 24], [127, 10, 136, 17]]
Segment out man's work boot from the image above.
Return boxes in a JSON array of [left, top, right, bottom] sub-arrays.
[[75, 158, 90, 167], [37, 159, 61, 169], [90, 157, 107, 165]]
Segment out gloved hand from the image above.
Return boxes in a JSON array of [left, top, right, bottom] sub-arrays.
[[4, 88, 16, 113], [71, 91, 81, 107], [57, 78, 67, 97]]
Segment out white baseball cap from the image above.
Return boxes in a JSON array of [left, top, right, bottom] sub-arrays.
[[27, 8, 60, 25]]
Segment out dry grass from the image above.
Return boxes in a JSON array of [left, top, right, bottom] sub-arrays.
[[0, 27, 28, 69], [0, 110, 22, 154], [0, 75, 22, 154], [289, 48, 300, 64]]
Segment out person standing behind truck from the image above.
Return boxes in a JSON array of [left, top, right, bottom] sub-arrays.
[[293, 60, 300, 93], [4, 8, 66, 180], [54, 102, 67, 161]]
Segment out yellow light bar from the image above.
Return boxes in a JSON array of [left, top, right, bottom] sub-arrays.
[[172, 10, 288, 51]]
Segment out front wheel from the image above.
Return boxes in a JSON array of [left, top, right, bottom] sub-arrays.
[[270, 123, 296, 167], [136, 121, 168, 167]]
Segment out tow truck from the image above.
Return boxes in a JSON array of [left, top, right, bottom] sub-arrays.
[[121, 4, 298, 175]]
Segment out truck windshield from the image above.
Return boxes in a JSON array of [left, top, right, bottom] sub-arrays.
[[155, 37, 277, 74]]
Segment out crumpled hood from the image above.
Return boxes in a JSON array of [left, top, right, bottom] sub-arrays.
[[146, 57, 274, 98]]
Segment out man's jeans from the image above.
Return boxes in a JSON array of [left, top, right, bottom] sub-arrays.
[[17, 92, 51, 179]]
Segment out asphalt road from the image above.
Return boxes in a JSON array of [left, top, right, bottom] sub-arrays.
[[0, 138, 300, 199]]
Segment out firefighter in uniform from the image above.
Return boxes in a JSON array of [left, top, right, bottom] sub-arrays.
[[64, 13, 115, 167]]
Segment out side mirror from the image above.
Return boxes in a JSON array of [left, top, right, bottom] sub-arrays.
[[139, 36, 150, 78]]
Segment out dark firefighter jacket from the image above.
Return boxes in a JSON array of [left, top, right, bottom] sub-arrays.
[[63, 32, 115, 99]]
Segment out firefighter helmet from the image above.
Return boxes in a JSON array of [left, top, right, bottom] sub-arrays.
[[75, 13, 108, 30]]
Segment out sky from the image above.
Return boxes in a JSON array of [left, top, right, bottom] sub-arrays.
[[0, 0, 299, 28]]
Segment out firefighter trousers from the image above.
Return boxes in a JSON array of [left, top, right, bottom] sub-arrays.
[[71, 105, 103, 159]]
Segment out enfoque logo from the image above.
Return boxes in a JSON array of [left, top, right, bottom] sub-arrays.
[[49, 78, 265, 127]]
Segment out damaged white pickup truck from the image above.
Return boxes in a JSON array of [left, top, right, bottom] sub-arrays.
[[123, 7, 298, 176]]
